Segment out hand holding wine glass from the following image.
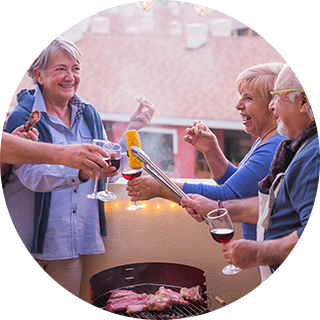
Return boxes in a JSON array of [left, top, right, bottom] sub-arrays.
[[207, 208, 242, 275], [123, 129, 145, 210], [122, 165, 145, 210], [97, 143, 121, 202], [86, 139, 109, 199]]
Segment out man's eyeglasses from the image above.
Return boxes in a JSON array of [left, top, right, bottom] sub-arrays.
[[270, 88, 302, 102]]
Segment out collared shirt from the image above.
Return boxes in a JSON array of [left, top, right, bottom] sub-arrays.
[[4, 86, 127, 260]]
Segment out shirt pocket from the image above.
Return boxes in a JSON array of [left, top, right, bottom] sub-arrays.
[[79, 125, 93, 144]]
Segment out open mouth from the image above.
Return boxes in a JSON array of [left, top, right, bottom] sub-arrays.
[[240, 114, 252, 124], [276, 118, 282, 126], [59, 83, 75, 89]]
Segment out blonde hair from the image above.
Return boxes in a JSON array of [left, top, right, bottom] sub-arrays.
[[236, 62, 285, 107], [0, 10, 8, 27]]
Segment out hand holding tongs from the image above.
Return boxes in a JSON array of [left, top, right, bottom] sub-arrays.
[[130, 146, 208, 224]]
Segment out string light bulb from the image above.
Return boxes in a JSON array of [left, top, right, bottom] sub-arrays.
[[193, 4, 214, 17], [258, 0, 281, 17], [135, 0, 156, 11]]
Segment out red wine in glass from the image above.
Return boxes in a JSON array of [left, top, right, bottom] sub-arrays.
[[122, 168, 144, 210], [211, 228, 234, 243], [86, 139, 108, 199], [207, 208, 241, 275], [105, 158, 121, 171], [97, 142, 121, 202], [122, 168, 142, 181]]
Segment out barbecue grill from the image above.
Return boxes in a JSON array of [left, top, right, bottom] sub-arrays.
[[90, 262, 223, 318]]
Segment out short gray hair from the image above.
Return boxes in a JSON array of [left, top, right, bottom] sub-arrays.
[[285, 54, 320, 123], [27, 36, 82, 85], [0, 10, 8, 27]]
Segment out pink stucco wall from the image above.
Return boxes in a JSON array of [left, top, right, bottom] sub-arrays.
[[106, 121, 226, 179]]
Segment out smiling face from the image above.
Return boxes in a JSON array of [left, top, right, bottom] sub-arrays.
[[268, 66, 310, 140], [235, 83, 276, 140], [0, 26, 9, 71], [33, 50, 81, 106], [269, 97, 297, 139]]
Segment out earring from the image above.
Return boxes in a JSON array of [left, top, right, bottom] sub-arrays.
[[300, 109, 304, 113]]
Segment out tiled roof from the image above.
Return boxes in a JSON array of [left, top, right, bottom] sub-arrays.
[[9, 6, 285, 125]]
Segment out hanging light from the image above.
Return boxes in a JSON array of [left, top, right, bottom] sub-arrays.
[[258, 0, 281, 17], [193, 4, 214, 17], [135, 0, 157, 11]]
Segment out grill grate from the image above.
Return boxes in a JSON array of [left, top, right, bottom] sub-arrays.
[[93, 283, 211, 319]]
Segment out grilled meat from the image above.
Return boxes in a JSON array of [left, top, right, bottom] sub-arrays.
[[180, 285, 204, 302], [147, 293, 173, 312]]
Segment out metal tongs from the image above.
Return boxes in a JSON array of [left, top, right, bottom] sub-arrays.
[[130, 146, 208, 224]]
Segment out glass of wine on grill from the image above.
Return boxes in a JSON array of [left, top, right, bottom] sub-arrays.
[[122, 166, 145, 210], [207, 208, 242, 275], [97, 143, 121, 202], [86, 139, 110, 199]]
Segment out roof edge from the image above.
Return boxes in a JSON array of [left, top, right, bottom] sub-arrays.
[[100, 112, 244, 131], [231, 20, 274, 30], [6, 106, 244, 131]]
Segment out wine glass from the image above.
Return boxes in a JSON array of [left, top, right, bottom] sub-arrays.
[[207, 208, 242, 275], [86, 139, 109, 199], [122, 166, 145, 210], [97, 143, 121, 202]]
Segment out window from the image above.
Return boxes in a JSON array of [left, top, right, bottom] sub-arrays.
[[139, 128, 178, 173], [195, 150, 211, 179], [224, 130, 252, 165], [237, 28, 248, 36], [252, 29, 259, 37], [196, 130, 252, 171]]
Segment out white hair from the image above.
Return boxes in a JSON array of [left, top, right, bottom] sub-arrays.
[[26, 36, 82, 85], [0, 10, 8, 27], [284, 54, 320, 123]]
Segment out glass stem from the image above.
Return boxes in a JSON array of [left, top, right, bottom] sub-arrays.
[[105, 177, 110, 194], [93, 172, 100, 195]]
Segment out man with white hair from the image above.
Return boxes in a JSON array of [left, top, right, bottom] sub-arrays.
[[223, 55, 320, 320], [181, 64, 319, 282]]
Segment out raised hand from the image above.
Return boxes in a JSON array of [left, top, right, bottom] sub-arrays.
[[12, 125, 39, 141], [127, 99, 155, 131], [183, 120, 219, 154]]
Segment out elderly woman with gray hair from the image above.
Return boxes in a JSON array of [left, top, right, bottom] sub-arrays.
[[3, 37, 155, 296], [0, 11, 124, 185]]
